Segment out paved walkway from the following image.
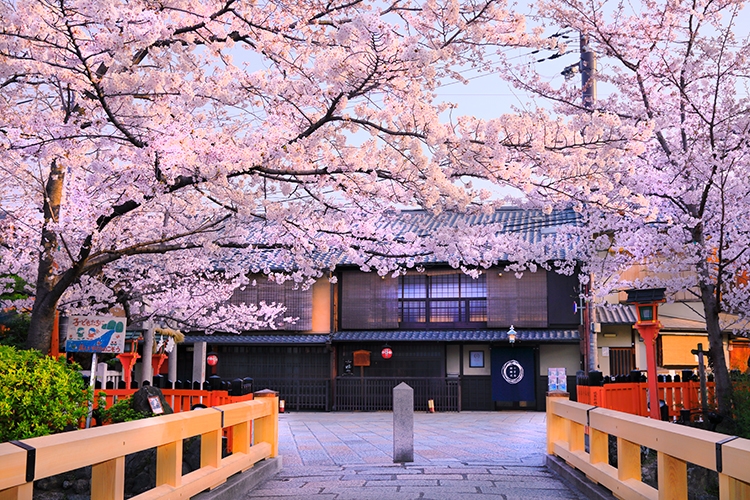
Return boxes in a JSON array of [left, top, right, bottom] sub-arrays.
[[245, 412, 587, 499]]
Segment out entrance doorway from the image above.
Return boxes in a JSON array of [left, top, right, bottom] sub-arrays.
[[491, 347, 536, 408], [608, 347, 634, 376]]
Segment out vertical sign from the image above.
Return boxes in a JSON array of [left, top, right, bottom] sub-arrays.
[[548, 367, 567, 392]]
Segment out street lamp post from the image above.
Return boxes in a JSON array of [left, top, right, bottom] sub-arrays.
[[625, 288, 666, 419]]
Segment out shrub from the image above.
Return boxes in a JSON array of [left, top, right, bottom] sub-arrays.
[[97, 394, 146, 424], [0, 310, 31, 348], [731, 374, 750, 439], [0, 345, 91, 442]]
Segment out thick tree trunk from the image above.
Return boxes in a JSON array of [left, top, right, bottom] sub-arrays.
[[700, 282, 732, 417], [26, 296, 58, 353], [25, 161, 65, 353]]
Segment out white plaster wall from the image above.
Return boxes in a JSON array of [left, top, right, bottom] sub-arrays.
[[539, 344, 581, 377], [463, 345, 491, 376], [597, 325, 632, 347], [446, 344, 460, 376]]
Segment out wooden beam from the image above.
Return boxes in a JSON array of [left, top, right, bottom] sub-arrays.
[[221, 401, 271, 428], [252, 397, 279, 457], [0, 483, 33, 500], [589, 407, 720, 471], [232, 421, 251, 455], [554, 444, 656, 500], [721, 438, 750, 484], [201, 430, 222, 469], [657, 452, 686, 500], [546, 396, 568, 455], [132, 444, 271, 500], [590, 429, 608, 465], [617, 437, 641, 482], [29, 410, 221, 479], [91, 456, 124, 500], [554, 399, 593, 425], [719, 474, 750, 500], [0, 444, 28, 491], [568, 421, 585, 452], [156, 441, 182, 487]]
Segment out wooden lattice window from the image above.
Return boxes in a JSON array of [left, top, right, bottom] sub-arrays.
[[397, 272, 487, 327], [487, 270, 548, 328], [229, 275, 313, 331]]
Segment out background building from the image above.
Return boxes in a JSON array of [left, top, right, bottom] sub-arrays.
[[174, 208, 585, 411]]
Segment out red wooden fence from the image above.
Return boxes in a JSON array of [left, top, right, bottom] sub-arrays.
[[96, 388, 254, 412], [577, 381, 716, 419]]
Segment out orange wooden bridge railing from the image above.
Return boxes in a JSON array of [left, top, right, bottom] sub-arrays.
[[1, 394, 279, 500], [547, 394, 750, 499]]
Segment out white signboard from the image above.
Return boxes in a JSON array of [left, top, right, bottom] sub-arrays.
[[65, 316, 127, 354]]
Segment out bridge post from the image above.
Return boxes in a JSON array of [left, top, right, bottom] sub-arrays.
[[254, 389, 279, 457], [546, 390, 569, 454]]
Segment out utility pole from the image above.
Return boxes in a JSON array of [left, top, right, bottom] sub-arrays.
[[561, 34, 597, 109], [583, 34, 596, 372], [580, 33, 596, 110], [564, 33, 597, 372]]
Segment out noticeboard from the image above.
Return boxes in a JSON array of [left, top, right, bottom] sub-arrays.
[[65, 316, 127, 353], [353, 350, 371, 367]]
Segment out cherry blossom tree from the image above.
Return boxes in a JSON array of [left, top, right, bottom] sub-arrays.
[[493, 0, 750, 417], [0, 0, 542, 353]]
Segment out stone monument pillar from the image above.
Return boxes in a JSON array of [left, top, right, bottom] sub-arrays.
[[393, 382, 414, 463]]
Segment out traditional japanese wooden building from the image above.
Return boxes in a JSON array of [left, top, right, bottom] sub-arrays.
[[175, 208, 585, 411]]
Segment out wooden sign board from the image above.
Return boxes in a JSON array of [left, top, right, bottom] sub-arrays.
[[353, 350, 371, 367], [65, 316, 127, 353], [148, 396, 164, 415]]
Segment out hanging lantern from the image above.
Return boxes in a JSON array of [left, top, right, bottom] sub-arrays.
[[381, 345, 393, 359], [206, 352, 219, 366]]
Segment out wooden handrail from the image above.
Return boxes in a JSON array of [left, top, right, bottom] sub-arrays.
[[547, 394, 750, 499], [0, 395, 278, 500]]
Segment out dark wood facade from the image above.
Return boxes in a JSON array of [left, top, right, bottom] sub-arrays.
[[180, 265, 583, 411]]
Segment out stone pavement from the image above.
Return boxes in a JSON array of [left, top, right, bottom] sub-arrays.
[[244, 412, 589, 499]]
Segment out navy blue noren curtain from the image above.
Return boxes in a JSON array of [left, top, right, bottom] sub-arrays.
[[491, 347, 535, 402]]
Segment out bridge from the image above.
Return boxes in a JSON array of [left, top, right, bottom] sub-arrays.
[[2, 391, 750, 499]]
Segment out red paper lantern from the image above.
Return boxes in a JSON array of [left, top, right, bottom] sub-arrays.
[[381, 347, 393, 359], [206, 353, 219, 366]]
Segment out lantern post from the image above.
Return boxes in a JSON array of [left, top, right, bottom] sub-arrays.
[[625, 288, 666, 419]]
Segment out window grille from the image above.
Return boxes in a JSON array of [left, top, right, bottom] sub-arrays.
[[229, 275, 313, 331], [397, 273, 487, 326]]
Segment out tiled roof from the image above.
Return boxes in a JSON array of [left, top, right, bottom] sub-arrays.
[[383, 207, 578, 238], [183, 329, 579, 344], [334, 329, 580, 342], [183, 333, 330, 345], [230, 207, 581, 271], [595, 305, 712, 331], [356, 207, 580, 263], [333, 329, 579, 342], [595, 304, 637, 324]]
